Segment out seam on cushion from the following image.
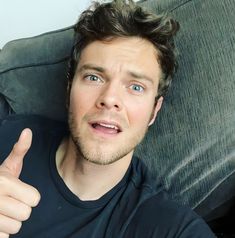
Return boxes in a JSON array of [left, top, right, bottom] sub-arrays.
[[0, 93, 14, 115], [193, 170, 235, 209], [192, 169, 235, 209], [170, 0, 194, 12], [0, 56, 70, 74]]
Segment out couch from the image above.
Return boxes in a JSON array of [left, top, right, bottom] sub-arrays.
[[0, 0, 234, 236]]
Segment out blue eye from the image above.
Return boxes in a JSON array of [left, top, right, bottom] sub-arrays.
[[130, 84, 144, 92], [86, 75, 100, 82]]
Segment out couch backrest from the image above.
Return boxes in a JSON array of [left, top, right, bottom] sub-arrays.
[[138, 0, 235, 218]]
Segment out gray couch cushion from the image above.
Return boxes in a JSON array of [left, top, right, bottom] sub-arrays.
[[0, 27, 74, 121], [137, 0, 235, 214]]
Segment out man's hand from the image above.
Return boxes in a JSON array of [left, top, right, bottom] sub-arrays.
[[0, 129, 41, 237]]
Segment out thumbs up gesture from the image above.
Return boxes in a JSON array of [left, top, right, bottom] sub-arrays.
[[0, 129, 41, 237]]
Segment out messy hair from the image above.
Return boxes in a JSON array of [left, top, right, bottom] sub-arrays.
[[67, 0, 179, 100]]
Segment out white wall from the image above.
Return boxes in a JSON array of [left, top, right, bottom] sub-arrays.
[[0, 0, 92, 48]]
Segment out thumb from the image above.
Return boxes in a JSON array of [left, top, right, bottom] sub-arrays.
[[0, 128, 32, 178]]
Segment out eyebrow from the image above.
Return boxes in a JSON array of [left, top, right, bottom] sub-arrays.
[[77, 64, 105, 73], [77, 63, 154, 85], [128, 71, 154, 85]]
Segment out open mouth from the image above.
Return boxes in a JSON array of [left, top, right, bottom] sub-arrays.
[[90, 122, 122, 134]]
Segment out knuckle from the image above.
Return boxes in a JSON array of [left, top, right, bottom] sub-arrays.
[[0, 174, 10, 189], [31, 189, 41, 207], [9, 221, 22, 235], [0, 174, 7, 185], [12, 142, 27, 157], [0, 233, 9, 238], [12, 143, 20, 154], [20, 206, 32, 221], [0, 174, 17, 195]]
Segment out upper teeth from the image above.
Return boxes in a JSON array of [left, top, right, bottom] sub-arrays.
[[99, 123, 119, 130]]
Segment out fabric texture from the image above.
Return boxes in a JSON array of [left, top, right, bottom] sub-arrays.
[[0, 0, 234, 225], [0, 27, 74, 121], [0, 93, 11, 119], [137, 0, 235, 215], [0, 115, 215, 238]]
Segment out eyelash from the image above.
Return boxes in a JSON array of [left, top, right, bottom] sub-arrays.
[[84, 74, 103, 83], [83, 74, 145, 93], [129, 84, 145, 93]]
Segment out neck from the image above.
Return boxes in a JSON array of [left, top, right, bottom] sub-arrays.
[[56, 136, 132, 201]]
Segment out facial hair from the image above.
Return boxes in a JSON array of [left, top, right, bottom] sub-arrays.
[[68, 110, 149, 165]]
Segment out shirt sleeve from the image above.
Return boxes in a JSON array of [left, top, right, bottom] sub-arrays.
[[123, 193, 216, 238]]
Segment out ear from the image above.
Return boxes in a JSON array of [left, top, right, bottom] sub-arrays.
[[66, 80, 72, 109], [148, 96, 163, 126]]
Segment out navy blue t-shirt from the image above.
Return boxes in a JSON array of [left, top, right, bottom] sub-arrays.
[[0, 115, 215, 238]]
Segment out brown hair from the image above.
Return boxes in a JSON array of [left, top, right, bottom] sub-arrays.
[[67, 0, 179, 100]]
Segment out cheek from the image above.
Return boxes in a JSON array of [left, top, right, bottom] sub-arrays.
[[69, 88, 91, 117], [126, 101, 154, 128]]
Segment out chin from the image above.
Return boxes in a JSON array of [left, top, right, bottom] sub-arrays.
[[76, 142, 133, 166]]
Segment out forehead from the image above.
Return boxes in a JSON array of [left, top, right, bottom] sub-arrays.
[[78, 37, 162, 83]]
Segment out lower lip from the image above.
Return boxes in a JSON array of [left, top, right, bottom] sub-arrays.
[[89, 124, 121, 138]]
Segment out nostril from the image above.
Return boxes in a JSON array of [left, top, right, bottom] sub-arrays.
[[96, 100, 121, 110]]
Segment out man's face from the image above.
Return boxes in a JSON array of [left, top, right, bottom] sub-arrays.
[[69, 37, 163, 165]]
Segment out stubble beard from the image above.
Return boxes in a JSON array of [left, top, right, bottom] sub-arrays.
[[68, 111, 148, 165]]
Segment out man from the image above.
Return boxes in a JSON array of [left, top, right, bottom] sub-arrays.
[[0, 0, 215, 237]]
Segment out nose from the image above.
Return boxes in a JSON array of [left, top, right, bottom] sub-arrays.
[[95, 83, 123, 111]]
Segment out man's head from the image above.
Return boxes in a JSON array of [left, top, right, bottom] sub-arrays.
[[67, 0, 179, 165], [68, 0, 179, 100]]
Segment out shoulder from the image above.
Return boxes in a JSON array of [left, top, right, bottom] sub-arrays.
[[124, 192, 216, 238], [0, 114, 67, 162], [0, 114, 66, 133]]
